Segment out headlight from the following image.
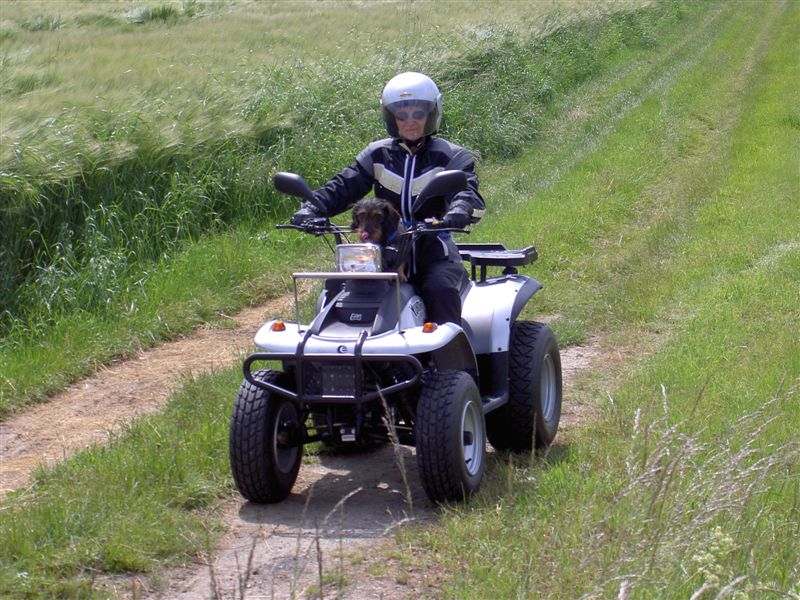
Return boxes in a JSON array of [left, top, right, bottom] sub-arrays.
[[336, 243, 382, 273]]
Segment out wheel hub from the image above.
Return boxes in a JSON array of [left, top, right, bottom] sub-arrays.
[[540, 354, 557, 422], [461, 400, 484, 477]]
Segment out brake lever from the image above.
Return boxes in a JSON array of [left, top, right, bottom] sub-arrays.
[[420, 218, 469, 234]]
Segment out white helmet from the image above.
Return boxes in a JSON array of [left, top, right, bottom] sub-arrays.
[[380, 72, 442, 138]]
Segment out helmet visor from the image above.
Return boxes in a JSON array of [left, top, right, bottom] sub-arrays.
[[385, 100, 435, 121]]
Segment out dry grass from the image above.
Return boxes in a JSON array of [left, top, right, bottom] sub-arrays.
[[583, 383, 800, 598]]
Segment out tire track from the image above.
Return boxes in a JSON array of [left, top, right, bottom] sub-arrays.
[[127, 338, 600, 600]]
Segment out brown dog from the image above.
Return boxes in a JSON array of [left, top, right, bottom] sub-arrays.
[[350, 197, 408, 280]]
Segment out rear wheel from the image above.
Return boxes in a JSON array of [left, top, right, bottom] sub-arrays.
[[486, 321, 562, 452], [416, 370, 486, 503], [229, 369, 303, 503]]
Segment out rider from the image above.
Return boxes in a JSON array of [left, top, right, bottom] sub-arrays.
[[291, 71, 485, 325]]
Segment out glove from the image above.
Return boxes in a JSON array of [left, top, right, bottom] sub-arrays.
[[290, 202, 321, 226], [441, 209, 470, 229]]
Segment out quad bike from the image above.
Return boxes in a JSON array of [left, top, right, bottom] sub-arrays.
[[229, 169, 562, 504]]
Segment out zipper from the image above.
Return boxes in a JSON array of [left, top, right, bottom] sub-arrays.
[[401, 153, 416, 222], [400, 152, 417, 274]]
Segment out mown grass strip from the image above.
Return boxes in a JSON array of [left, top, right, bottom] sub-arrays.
[[419, 1, 799, 597]]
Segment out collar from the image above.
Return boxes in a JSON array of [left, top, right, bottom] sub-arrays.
[[397, 135, 430, 155]]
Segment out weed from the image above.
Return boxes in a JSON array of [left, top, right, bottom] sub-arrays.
[[16, 15, 63, 32], [582, 391, 800, 598]]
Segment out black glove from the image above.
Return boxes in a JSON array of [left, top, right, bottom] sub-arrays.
[[441, 209, 470, 229], [290, 202, 321, 226]]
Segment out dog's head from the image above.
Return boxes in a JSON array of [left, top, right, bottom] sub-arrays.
[[350, 198, 401, 244]]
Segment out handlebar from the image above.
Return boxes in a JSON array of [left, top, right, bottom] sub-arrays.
[[276, 218, 468, 238], [276, 219, 339, 236]]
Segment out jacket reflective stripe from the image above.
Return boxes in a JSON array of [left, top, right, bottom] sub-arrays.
[[373, 162, 444, 210], [372, 164, 404, 196], [411, 166, 444, 196]]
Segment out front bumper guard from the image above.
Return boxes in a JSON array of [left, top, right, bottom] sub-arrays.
[[243, 344, 423, 406]]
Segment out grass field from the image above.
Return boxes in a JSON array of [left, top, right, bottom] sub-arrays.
[[2, 0, 664, 414], [418, 0, 800, 596], [1, 0, 798, 597]]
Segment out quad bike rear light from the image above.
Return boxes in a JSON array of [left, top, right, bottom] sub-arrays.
[[422, 322, 438, 333], [271, 321, 286, 332], [336, 243, 382, 273]]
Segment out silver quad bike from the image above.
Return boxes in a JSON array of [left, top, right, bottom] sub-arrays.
[[229, 170, 562, 504]]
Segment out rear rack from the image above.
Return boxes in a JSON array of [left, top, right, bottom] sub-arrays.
[[457, 243, 538, 283]]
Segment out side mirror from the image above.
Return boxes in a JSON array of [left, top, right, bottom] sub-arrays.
[[412, 170, 468, 220], [274, 172, 327, 214]]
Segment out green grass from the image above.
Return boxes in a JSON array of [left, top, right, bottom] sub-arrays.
[[0, 368, 240, 597], [416, 0, 800, 597], [0, 227, 311, 415], [1, 0, 679, 414], [1, 0, 798, 597]]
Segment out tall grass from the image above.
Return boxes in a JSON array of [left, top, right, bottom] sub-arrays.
[[1, 0, 638, 315], [0, 0, 689, 414], [1, 0, 670, 324]]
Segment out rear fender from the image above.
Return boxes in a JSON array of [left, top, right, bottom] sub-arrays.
[[461, 275, 542, 354]]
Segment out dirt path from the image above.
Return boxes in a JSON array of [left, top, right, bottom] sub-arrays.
[[0, 297, 600, 599], [0, 297, 295, 495], [132, 339, 599, 600]]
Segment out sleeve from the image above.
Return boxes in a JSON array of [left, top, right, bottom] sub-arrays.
[[446, 148, 486, 224], [311, 146, 376, 218]]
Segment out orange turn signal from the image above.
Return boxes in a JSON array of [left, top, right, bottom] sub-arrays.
[[422, 322, 438, 333], [271, 321, 286, 332]]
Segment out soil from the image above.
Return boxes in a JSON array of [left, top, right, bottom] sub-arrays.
[[0, 297, 601, 600]]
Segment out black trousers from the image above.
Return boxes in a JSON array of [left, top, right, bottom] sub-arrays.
[[413, 256, 469, 325]]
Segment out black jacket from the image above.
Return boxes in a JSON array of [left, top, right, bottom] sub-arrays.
[[312, 136, 485, 265]]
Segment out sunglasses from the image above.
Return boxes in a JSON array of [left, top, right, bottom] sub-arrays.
[[395, 110, 428, 121]]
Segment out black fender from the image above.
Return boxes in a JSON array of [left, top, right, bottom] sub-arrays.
[[430, 330, 478, 381], [511, 277, 543, 323]]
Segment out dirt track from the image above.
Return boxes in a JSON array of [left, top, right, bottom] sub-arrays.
[[0, 298, 599, 599], [135, 341, 596, 600]]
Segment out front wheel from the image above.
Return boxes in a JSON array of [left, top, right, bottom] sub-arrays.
[[229, 369, 303, 503], [416, 370, 486, 503], [486, 321, 562, 452]]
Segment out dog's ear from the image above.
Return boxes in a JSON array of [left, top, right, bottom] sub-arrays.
[[383, 203, 401, 238], [351, 202, 363, 231]]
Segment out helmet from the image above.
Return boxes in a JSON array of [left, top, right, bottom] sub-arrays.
[[380, 72, 442, 138]]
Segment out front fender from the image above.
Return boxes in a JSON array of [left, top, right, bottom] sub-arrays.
[[429, 329, 478, 375], [254, 321, 476, 375]]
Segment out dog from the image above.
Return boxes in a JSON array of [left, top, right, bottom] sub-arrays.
[[350, 197, 408, 281]]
